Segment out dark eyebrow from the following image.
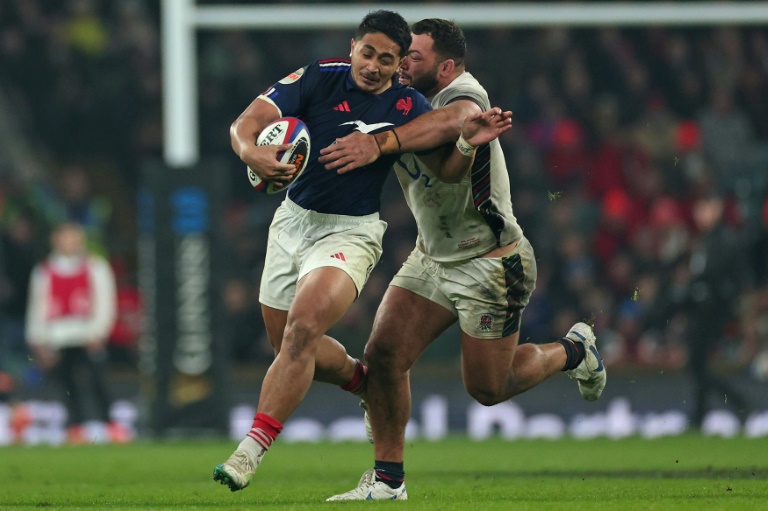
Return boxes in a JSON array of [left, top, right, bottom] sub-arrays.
[[362, 43, 396, 61]]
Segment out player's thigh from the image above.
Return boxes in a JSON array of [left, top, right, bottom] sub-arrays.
[[301, 217, 387, 299], [287, 266, 358, 339], [460, 329, 520, 390], [287, 222, 384, 336], [450, 238, 537, 387], [263, 202, 385, 340], [366, 285, 456, 370]]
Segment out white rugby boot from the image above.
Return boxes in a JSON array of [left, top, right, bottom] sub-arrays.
[[564, 322, 607, 401], [326, 469, 408, 501], [212, 449, 262, 492]]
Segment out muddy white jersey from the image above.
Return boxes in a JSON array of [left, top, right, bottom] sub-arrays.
[[394, 71, 523, 262]]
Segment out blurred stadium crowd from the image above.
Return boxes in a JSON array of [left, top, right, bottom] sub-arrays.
[[1, 0, 767, 396]]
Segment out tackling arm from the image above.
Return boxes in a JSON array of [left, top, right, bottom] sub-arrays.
[[426, 107, 512, 183], [375, 100, 477, 154], [319, 99, 482, 174]]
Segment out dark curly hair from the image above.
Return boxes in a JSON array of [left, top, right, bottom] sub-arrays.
[[356, 10, 412, 58], [411, 18, 466, 67]]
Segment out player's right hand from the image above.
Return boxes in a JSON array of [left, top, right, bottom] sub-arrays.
[[241, 143, 297, 184]]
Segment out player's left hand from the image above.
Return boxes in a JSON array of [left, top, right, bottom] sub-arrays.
[[319, 132, 380, 174], [461, 107, 513, 147]]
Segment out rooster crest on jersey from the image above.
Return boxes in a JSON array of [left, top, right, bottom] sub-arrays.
[[248, 117, 311, 194]]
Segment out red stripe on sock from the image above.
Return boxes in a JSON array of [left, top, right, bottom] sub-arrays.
[[248, 412, 284, 449], [247, 430, 272, 450], [253, 413, 283, 436], [340, 361, 367, 394], [375, 470, 404, 483]]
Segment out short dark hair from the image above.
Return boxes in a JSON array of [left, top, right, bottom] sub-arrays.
[[411, 19, 466, 66], [356, 10, 412, 58]]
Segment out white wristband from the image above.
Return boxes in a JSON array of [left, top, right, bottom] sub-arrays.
[[456, 134, 477, 157]]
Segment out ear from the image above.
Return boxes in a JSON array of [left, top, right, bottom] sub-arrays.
[[349, 38, 356, 57], [440, 59, 456, 77]]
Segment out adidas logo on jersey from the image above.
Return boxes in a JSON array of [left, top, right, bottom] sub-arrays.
[[333, 101, 351, 112], [330, 252, 346, 261]]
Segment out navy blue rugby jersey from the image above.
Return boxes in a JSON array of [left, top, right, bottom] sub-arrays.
[[256, 58, 432, 216]]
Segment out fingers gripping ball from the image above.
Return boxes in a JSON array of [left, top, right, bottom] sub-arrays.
[[248, 117, 311, 194]]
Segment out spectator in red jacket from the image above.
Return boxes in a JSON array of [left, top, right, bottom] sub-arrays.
[[25, 222, 129, 444]]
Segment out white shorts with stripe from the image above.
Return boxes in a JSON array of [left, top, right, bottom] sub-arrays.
[[390, 236, 537, 339], [259, 197, 387, 311]]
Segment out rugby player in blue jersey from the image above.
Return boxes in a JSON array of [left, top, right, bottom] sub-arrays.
[[213, 10, 512, 493]]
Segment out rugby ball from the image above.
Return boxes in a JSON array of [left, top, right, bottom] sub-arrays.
[[248, 117, 311, 194]]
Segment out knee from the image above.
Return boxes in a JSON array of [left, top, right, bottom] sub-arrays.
[[364, 338, 403, 374], [465, 383, 507, 407], [282, 319, 321, 359]]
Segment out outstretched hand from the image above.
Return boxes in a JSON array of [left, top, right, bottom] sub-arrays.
[[461, 107, 513, 147], [318, 132, 380, 174]]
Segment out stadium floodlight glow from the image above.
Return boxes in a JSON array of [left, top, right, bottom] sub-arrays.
[[161, 0, 768, 167]]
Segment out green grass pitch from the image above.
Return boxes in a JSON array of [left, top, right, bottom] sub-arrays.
[[1, 436, 766, 510]]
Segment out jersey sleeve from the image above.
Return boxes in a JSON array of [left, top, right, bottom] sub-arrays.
[[256, 62, 315, 117], [85, 257, 117, 342], [24, 265, 49, 347], [443, 87, 490, 112]]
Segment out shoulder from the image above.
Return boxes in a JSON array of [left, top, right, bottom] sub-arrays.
[[31, 263, 47, 279], [88, 256, 113, 273], [451, 72, 487, 94], [437, 72, 489, 109], [277, 59, 350, 85], [316, 58, 351, 71], [296, 58, 350, 89]]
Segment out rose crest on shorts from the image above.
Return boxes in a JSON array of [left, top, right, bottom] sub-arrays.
[[479, 314, 494, 332]]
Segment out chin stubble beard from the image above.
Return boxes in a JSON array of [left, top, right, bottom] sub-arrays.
[[411, 69, 439, 96], [414, 78, 437, 96]]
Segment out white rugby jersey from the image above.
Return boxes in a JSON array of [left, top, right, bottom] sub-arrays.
[[394, 71, 523, 262]]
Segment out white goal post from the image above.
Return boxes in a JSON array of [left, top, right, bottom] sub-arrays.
[[161, 0, 768, 167]]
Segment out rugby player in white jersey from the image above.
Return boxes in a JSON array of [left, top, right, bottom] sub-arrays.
[[320, 19, 606, 501]]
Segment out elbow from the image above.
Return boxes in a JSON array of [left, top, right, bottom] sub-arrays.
[[230, 115, 252, 158], [229, 121, 241, 154]]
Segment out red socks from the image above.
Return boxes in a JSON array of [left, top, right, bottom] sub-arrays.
[[247, 413, 283, 450], [340, 360, 368, 395]]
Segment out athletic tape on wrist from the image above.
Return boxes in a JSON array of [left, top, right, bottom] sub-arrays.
[[456, 134, 477, 157]]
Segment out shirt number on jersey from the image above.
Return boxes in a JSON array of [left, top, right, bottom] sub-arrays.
[[395, 157, 432, 188]]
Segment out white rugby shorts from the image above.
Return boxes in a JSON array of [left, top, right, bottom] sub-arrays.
[[390, 236, 537, 339], [259, 197, 387, 310]]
